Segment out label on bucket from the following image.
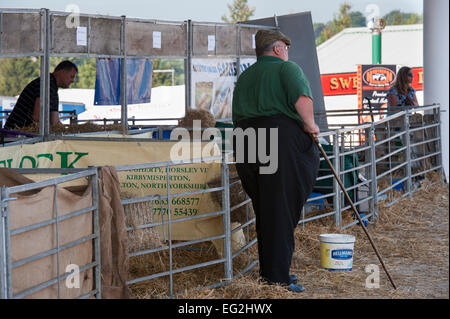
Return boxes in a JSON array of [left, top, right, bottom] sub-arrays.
[[320, 235, 355, 271], [331, 249, 353, 260]]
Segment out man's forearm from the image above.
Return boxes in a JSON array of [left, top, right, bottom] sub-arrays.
[[32, 98, 40, 121], [295, 95, 320, 137], [295, 96, 315, 126], [50, 111, 62, 125]]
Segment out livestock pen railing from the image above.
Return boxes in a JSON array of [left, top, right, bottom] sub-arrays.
[[300, 104, 444, 229], [0, 168, 101, 299], [115, 155, 257, 297], [0, 104, 444, 298]]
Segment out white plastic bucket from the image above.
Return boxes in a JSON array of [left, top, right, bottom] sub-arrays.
[[319, 233, 356, 271]]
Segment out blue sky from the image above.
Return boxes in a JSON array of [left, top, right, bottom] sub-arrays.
[[0, 0, 423, 24]]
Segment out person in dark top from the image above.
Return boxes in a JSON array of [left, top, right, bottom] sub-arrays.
[[386, 66, 418, 114], [4, 60, 78, 129]]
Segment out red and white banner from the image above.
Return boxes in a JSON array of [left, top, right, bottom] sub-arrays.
[[321, 67, 423, 97]]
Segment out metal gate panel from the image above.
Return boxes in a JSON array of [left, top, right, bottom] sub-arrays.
[[1, 13, 42, 54], [215, 25, 237, 56], [192, 24, 216, 56], [239, 27, 257, 56], [89, 17, 122, 55], [50, 14, 90, 54], [126, 21, 186, 57]]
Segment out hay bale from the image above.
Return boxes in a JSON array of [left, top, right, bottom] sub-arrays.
[[409, 113, 423, 126], [178, 108, 216, 128], [207, 165, 255, 225], [423, 114, 435, 124], [122, 196, 164, 252]]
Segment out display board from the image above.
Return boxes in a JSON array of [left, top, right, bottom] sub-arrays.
[[357, 64, 396, 123], [190, 58, 255, 119]]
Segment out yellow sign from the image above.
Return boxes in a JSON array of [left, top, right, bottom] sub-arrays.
[[0, 139, 234, 249]]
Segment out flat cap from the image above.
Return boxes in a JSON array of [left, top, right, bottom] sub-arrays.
[[255, 29, 291, 51]]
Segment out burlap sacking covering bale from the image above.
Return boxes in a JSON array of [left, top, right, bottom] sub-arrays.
[[0, 167, 131, 299], [1, 168, 95, 298], [98, 166, 131, 299]]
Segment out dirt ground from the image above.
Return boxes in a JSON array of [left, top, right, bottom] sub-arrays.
[[130, 179, 449, 299]]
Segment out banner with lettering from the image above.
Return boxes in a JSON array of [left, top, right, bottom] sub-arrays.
[[0, 139, 226, 243], [321, 67, 423, 97], [191, 58, 255, 119], [321, 72, 358, 96]]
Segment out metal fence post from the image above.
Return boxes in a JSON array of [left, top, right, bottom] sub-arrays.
[[236, 23, 241, 79], [370, 124, 379, 218], [40, 8, 50, 139], [0, 12, 2, 54], [53, 184, 61, 299], [166, 165, 174, 296], [368, 126, 376, 221], [90, 167, 102, 299], [221, 160, 232, 282], [0, 187, 7, 299], [185, 19, 192, 113], [120, 15, 128, 135], [404, 111, 412, 197], [0, 187, 12, 299], [332, 132, 341, 228], [435, 104, 444, 182]]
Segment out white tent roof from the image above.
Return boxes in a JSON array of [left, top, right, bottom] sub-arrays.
[[317, 24, 423, 74], [58, 88, 95, 109]]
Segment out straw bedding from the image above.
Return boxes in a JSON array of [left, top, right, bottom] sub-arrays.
[[128, 173, 448, 299], [14, 122, 126, 134]]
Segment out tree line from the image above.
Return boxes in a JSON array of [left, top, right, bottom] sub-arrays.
[[314, 3, 422, 45], [0, 57, 185, 97], [0, 1, 421, 97]]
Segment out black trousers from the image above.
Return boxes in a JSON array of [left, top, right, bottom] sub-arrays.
[[234, 114, 320, 285]]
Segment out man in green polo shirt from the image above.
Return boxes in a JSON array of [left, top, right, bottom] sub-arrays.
[[232, 29, 320, 293]]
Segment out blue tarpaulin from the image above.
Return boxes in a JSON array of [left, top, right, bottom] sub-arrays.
[[94, 58, 153, 105]]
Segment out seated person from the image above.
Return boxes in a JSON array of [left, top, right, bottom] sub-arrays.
[[386, 66, 418, 114]]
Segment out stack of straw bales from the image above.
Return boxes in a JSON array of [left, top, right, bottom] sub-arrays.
[[207, 164, 255, 225]]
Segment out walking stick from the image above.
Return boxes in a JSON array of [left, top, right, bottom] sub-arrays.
[[312, 136, 397, 290]]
